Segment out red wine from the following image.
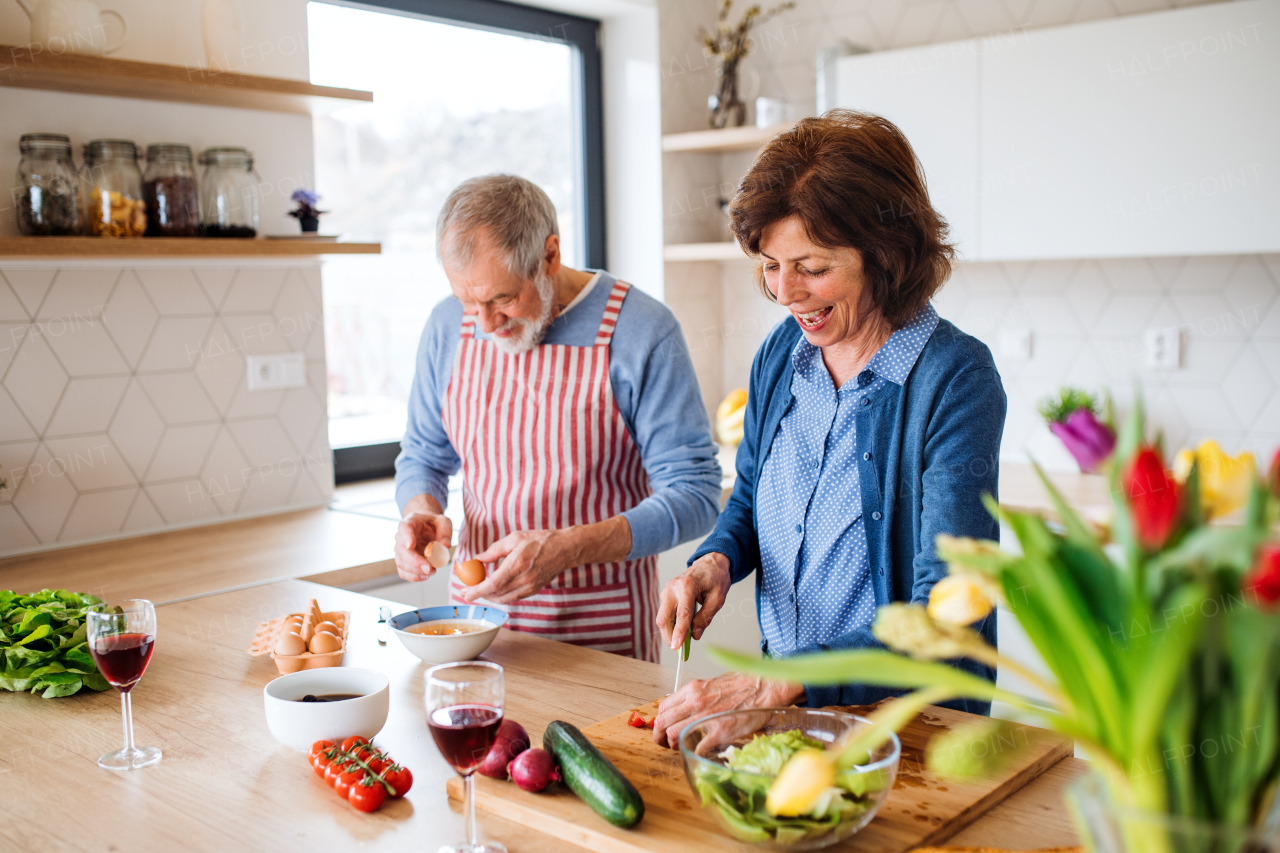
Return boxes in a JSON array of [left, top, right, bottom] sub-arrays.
[[90, 633, 154, 692], [428, 704, 503, 774]]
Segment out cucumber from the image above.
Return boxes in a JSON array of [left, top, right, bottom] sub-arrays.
[[543, 720, 645, 828]]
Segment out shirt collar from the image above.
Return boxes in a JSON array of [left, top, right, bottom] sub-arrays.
[[790, 302, 939, 388], [866, 302, 939, 386]]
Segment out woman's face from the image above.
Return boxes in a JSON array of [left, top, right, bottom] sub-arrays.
[[759, 215, 874, 349]]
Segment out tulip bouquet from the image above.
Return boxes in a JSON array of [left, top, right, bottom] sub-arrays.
[[716, 400, 1280, 850], [1039, 387, 1117, 474]]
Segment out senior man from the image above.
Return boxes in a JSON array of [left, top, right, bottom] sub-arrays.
[[394, 175, 722, 662]]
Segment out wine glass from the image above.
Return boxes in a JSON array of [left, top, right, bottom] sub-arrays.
[[87, 599, 162, 771], [425, 661, 507, 853]]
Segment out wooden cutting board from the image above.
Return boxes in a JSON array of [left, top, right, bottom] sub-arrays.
[[447, 699, 1071, 852]]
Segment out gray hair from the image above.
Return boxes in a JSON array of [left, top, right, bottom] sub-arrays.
[[436, 175, 560, 280]]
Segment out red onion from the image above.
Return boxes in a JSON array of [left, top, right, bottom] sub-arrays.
[[476, 718, 529, 779], [508, 748, 560, 792]]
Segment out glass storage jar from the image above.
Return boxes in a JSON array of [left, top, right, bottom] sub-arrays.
[[82, 139, 146, 237], [198, 147, 259, 237], [16, 133, 81, 235], [142, 143, 199, 237]]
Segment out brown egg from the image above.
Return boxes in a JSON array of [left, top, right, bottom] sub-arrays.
[[283, 615, 303, 629], [424, 540, 450, 569], [309, 630, 342, 654], [274, 632, 307, 656], [313, 620, 341, 637], [455, 559, 486, 587]]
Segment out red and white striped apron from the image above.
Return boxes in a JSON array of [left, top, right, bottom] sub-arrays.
[[442, 280, 659, 662]]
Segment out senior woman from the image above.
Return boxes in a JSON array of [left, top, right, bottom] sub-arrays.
[[652, 110, 1006, 749]]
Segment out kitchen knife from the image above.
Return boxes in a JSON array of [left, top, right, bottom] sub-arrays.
[[672, 602, 697, 695]]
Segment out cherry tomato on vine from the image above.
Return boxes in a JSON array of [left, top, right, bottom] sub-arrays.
[[382, 765, 413, 799], [349, 778, 386, 812], [334, 768, 365, 799]]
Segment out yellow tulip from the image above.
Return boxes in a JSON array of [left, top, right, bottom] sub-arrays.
[[1173, 440, 1257, 520], [765, 749, 835, 816], [928, 575, 994, 626]]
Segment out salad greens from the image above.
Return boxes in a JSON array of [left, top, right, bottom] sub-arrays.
[[693, 729, 888, 846], [1, 589, 111, 698]]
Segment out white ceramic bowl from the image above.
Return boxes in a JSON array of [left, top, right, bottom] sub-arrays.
[[389, 604, 508, 665], [263, 667, 390, 751]]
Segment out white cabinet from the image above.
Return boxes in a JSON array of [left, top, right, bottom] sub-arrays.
[[835, 44, 979, 259], [834, 0, 1280, 261]]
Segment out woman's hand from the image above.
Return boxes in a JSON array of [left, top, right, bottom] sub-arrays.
[[656, 552, 732, 650], [395, 506, 453, 582], [652, 673, 806, 749]]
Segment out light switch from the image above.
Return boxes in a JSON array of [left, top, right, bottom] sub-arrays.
[[246, 353, 306, 391], [1143, 328, 1180, 371], [999, 328, 1032, 362]]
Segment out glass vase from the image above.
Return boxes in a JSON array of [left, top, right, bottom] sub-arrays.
[[1068, 773, 1280, 853]]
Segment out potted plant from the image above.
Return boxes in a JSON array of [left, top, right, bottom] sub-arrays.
[[698, 1, 795, 129], [715, 399, 1280, 851], [1039, 386, 1116, 474], [287, 189, 326, 233]]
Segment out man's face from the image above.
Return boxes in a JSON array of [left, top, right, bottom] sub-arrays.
[[443, 230, 553, 354]]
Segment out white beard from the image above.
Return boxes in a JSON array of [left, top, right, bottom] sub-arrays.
[[489, 272, 555, 355]]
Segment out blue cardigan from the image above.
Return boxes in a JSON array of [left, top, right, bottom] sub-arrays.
[[693, 314, 1006, 715]]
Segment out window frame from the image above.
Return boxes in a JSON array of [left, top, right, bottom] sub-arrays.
[[316, 0, 606, 484]]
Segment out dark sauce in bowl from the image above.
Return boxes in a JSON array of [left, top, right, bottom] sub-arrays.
[[295, 693, 362, 703]]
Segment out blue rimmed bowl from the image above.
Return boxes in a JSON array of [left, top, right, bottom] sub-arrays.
[[389, 604, 508, 664]]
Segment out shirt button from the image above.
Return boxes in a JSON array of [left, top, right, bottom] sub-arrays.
[[872, 511, 882, 521], [857, 370, 873, 386], [794, 524, 802, 533], [863, 451, 871, 461], [861, 398, 870, 407]]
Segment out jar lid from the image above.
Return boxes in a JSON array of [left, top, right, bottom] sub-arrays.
[[19, 133, 72, 154], [145, 143, 194, 161], [84, 139, 139, 160], [199, 146, 254, 167]]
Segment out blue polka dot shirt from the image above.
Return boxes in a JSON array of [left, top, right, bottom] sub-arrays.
[[755, 304, 940, 656]]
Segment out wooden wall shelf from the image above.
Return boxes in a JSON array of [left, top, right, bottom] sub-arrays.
[[0, 236, 381, 257], [0, 45, 372, 114], [663, 241, 748, 262], [661, 123, 793, 153]]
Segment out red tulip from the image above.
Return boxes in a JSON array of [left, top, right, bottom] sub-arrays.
[[1124, 447, 1180, 551], [1243, 544, 1280, 609]]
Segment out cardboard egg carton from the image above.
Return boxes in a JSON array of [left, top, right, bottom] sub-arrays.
[[245, 598, 351, 674]]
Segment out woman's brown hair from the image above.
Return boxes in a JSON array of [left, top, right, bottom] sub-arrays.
[[729, 109, 955, 329]]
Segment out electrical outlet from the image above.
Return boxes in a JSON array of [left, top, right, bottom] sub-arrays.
[[999, 328, 1032, 362], [246, 353, 306, 391], [1144, 327, 1181, 371]]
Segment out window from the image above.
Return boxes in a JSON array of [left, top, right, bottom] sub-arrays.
[[307, 0, 603, 481]]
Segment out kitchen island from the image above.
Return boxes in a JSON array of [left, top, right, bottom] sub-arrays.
[[2, 578, 1087, 852]]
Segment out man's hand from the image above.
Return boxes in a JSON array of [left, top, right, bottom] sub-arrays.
[[395, 495, 452, 582], [460, 529, 576, 604], [459, 516, 632, 604], [651, 672, 806, 749], [656, 552, 732, 651]]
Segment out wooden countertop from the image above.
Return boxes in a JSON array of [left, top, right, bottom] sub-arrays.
[[1, 580, 1086, 852], [0, 506, 399, 605]]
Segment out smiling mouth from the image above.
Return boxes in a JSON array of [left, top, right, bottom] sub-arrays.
[[795, 307, 832, 330]]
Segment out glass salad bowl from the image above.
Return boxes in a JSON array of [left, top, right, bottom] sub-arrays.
[[679, 707, 900, 850]]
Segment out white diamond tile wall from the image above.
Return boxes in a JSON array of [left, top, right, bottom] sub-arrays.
[[0, 264, 333, 557]]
